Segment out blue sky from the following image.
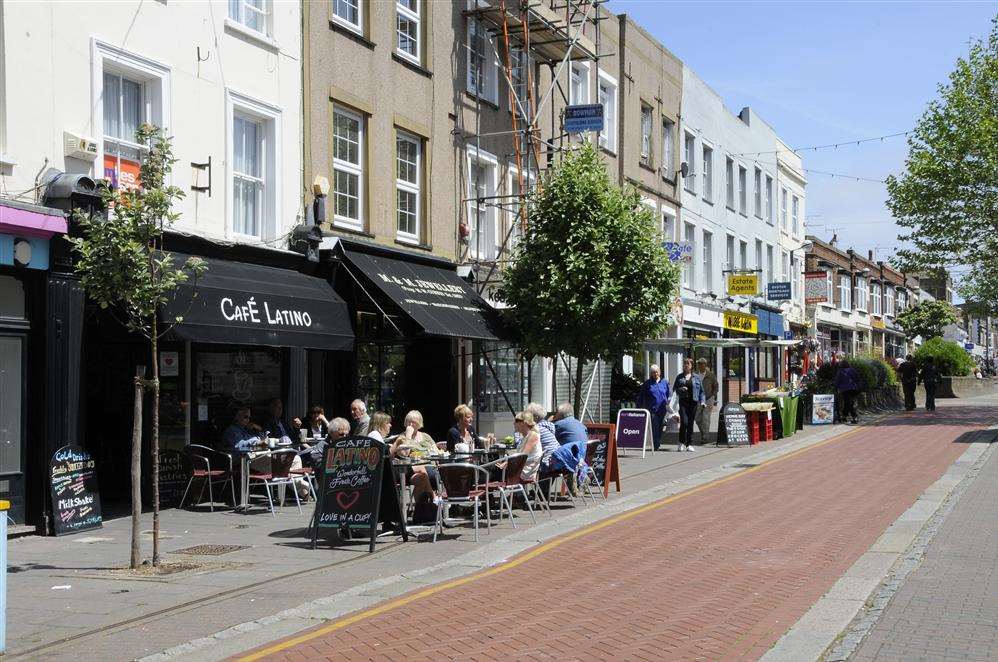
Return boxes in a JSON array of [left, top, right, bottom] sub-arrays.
[[609, 0, 996, 271]]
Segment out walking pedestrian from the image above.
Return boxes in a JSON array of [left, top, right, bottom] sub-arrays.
[[897, 355, 919, 411], [694, 357, 718, 444], [636, 364, 671, 451], [834, 359, 860, 424], [919, 357, 939, 411], [673, 357, 705, 452]]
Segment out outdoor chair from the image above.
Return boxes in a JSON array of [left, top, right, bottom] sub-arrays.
[[248, 448, 303, 517], [180, 444, 235, 511], [481, 453, 538, 528], [289, 464, 317, 499], [434, 463, 490, 542], [583, 440, 608, 504]]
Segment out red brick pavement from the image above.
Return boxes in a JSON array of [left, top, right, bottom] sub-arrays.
[[239, 408, 996, 661]]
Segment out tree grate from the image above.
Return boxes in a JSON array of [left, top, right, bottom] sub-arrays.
[[172, 544, 249, 556]]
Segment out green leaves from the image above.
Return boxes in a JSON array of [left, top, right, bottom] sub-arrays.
[[496, 142, 680, 365], [896, 300, 959, 341], [70, 124, 206, 339], [888, 17, 998, 310]]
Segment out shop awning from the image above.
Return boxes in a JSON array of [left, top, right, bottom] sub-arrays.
[[643, 338, 799, 352], [161, 255, 354, 351], [341, 248, 505, 341]]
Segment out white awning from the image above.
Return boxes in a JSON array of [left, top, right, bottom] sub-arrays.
[[642, 338, 800, 352]]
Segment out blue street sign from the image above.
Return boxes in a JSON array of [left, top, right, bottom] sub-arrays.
[[564, 104, 604, 133], [767, 281, 792, 301], [964, 342, 974, 350], [784, 331, 793, 340]]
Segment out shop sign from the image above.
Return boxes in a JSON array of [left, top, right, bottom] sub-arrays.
[[159, 351, 180, 377], [812, 394, 835, 425], [615, 409, 651, 457], [104, 154, 141, 191], [723, 310, 758, 334], [564, 104, 604, 133], [727, 273, 759, 295], [767, 281, 792, 301], [50, 445, 103, 536], [872, 317, 886, 330], [964, 342, 974, 351], [805, 271, 829, 304], [662, 240, 694, 263], [219, 296, 315, 328]]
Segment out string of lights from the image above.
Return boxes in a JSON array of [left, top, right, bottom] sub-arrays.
[[733, 130, 910, 157], [804, 169, 887, 184]]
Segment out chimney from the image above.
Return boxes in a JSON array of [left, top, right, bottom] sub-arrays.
[[868, 249, 874, 260], [830, 233, 838, 246]]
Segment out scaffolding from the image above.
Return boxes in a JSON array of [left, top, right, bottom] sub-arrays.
[[460, 0, 609, 418]]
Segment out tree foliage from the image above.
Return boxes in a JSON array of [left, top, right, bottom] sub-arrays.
[[896, 299, 959, 341], [70, 124, 205, 568], [496, 142, 680, 411], [887, 17, 998, 312], [914, 337, 976, 377]]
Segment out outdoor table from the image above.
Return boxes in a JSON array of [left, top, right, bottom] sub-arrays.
[[741, 394, 801, 439], [235, 444, 301, 512]]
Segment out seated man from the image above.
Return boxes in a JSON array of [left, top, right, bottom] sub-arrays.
[[222, 407, 263, 453], [262, 398, 295, 444], [300, 417, 350, 469], [350, 399, 371, 437], [552, 402, 588, 445]]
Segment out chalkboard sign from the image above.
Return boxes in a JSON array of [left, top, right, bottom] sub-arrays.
[[158, 449, 192, 508], [311, 436, 406, 552], [585, 423, 621, 497], [50, 445, 103, 536], [719, 403, 750, 446]]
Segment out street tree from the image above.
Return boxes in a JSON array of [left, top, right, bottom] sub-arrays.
[[896, 300, 959, 342], [887, 17, 998, 312], [497, 142, 680, 413], [70, 124, 205, 568]]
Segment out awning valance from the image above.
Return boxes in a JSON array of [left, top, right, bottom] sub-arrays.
[[341, 247, 505, 341], [643, 337, 799, 352], [161, 255, 354, 351]]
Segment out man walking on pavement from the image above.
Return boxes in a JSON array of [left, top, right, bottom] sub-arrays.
[[919, 357, 940, 411], [898, 354, 919, 411], [694, 357, 718, 444], [835, 359, 861, 424], [636, 364, 670, 452]]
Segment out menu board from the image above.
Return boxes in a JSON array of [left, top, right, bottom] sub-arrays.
[[311, 436, 406, 552], [50, 445, 103, 536], [158, 449, 192, 508], [584, 423, 621, 497], [719, 403, 750, 446]]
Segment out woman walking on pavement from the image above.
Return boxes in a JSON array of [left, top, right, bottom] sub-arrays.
[[674, 357, 706, 452], [835, 360, 861, 424]]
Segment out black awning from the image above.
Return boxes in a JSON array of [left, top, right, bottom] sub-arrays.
[[162, 255, 353, 351], [342, 248, 505, 341]]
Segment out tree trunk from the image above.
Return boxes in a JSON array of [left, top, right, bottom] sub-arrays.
[[151, 317, 161, 566], [573, 356, 585, 418], [131, 367, 144, 569]]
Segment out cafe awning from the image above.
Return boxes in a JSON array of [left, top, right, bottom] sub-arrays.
[[161, 255, 354, 351], [340, 247, 505, 341]]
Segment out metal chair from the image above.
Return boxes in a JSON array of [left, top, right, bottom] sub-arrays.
[[248, 449, 303, 517], [583, 440, 608, 503], [433, 463, 490, 542], [481, 453, 538, 528], [180, 444, 235, 511]]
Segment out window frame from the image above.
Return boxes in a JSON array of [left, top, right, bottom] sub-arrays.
[[701, 229, 713, 292], [395, 129, 422, 244], [792, 194, 800, 236], [725, 234, 735, 271], [466, 16, 498, 104], [395, 0, 421, 64], [229, 0, 271, 36], [871, 282, 882, 316], [227, 89, 282, 242], [506, 163, 536, 250], [639, 103, 653, 165], [569, 61, 591, 105], [781, 187, 788, 231], [331, 104, 365, 231], [467, 146, 499, 261], [725, 156, 735, 210], [702, 144, 713, 203], [885, 285, 896, 317], [855, 276, 869, 312], [683, 131, 696, 194], [765, 175, 773, 225], [683, 222, 697, 290], [753, 167, 762, 218], [839, 274, 852, 311], [231, 112, 265, 238], [661, 118, 674, 180], [597, 70, 617, 154], [737, 165, 747, 215], [332, 0, 363, 35]]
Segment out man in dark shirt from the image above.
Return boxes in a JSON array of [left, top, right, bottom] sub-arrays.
[[552, 403, 588, 445], [897, 355, 919, 411], [262, 398, 295, 443], [919, 358, 940, 412]]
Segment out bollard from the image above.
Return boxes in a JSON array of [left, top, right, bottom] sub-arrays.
[[0, 499, 8, 653]]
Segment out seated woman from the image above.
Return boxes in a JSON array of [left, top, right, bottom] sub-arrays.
[[510, 411, 543, 482], [447, 404, 477, 453], [294, 405, 329, 440], [367, 411, 392, 442], [390, 410, 440, 516]]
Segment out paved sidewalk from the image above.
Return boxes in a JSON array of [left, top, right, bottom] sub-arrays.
[[849, 433, 998, 662], [235, 405, 996, 661]]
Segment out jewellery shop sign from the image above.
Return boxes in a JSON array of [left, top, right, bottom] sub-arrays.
[[723, 310, 758, 335]]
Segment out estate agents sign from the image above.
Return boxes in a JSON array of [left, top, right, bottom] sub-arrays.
[[727, 273, 759, 296]]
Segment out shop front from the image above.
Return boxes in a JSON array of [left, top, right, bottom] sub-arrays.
[[752, 305, 786, 391], [327, 239, 508, 441], [0, 200, 69, 524], [720, 309, 757, 403]]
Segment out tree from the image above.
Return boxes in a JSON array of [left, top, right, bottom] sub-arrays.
[[496, 142, 680, 413], [70, 124, 205, 568], [914, 337, 976, 376], [896, 300, 959, 341], [887, 17, 998, 312]]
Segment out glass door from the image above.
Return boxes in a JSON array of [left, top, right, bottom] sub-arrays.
[[0, 335, 25, 523]]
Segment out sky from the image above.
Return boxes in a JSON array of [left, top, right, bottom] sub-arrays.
[[609, 0, 996, 282]]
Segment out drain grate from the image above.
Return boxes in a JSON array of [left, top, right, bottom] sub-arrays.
[[172, 544, 249, 556]]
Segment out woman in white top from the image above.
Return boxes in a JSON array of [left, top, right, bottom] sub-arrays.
[[513, 411, 543, 481], [367, 411, 392, 442]]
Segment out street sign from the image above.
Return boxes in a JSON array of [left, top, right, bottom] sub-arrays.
[[723, 310, 758, 334], [784, 331, 794, 340], [615, 408, 651, 458], [767, 281, 792, 301], [564, 104, 604, 133], [662, 240, 694, 263], [727, 273, 759, 295], [964, 342, 974, 350], [805, 271, 829, 304]]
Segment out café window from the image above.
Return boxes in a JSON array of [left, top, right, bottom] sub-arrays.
[[478, 342, 528, 414]]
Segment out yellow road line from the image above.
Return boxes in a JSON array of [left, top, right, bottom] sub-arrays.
[[239, 426, 865, 661]]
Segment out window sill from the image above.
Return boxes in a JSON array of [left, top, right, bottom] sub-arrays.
[[638, 160, 656, 174], [683, 187, 696, 196], [392, 52, 432, 78], [661, 172, 675, 184], [464, 91, 500, 111], [331, 223, 375, 239], [329, 20, 376, 50], [739, 212, 748, 218], [0, 153, 17, 168], [224, 18, 280, 51], [702, 198, 714, 206], [395, 238, 433, 252], [599, 145, 617, 158]]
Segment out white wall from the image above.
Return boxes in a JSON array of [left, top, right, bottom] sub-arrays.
[[0, 0, 302, 246]]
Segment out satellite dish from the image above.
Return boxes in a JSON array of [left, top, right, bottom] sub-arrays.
[[679, 162, 690, 178]]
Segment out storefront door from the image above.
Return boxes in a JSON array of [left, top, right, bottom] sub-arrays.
[[0, 334, 25, 523]]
